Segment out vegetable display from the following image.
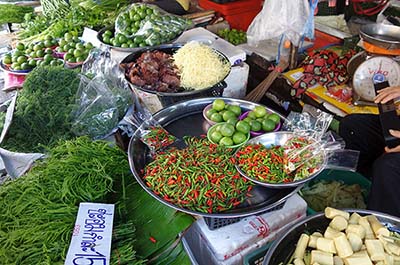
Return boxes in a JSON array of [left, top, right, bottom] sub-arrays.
[[41, 0, 69, 19], [2, 66, 80, 152], [141, 125, 177, 152], [56, 32, 94, 64], [236, 136, 323, 184], [301, 180, 367, 212], [101, 3, 191, 48], [285, 207, 400, 265], [143, 136, 254, 213], [0, 137, 145, 264]]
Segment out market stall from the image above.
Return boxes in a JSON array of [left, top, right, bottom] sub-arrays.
[[0, 0, 400, 264]]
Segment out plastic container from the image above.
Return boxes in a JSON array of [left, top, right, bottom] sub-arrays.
[[243, 243, 271, 265], [198, 0, 263, 31], [301, 169, 371, 215]]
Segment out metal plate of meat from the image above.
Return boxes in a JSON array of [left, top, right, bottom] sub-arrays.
[[128, 97, 301, 218], [120, 43, 231, 96]]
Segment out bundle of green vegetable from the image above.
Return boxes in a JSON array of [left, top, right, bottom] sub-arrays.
[[2, 66, 79, 152], [300, 180, 367, 212], [41, 0, 69, 19], [0, 4, 33, 25], [0, 137, 145, 264], [18, 5, 119, 42]]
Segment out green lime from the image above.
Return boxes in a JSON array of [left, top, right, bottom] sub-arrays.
[[253, 106, 267, 118], [68, 48, 75, 55], [236, 120, 251, 134], [121, 43, 129, 48], [227, 105, 242, 116], [11, 62, 19, 69], [262, 119, 275, 132], [21, 62, 30, 70], [28, 59, 36, 67], [247, 111, 257, 120], [268, 113, 281, 125], [103, 36, 111, 44], [232, 132, 247, 145], [85, 42, 94, 49], [133, 14, 141, 21], [72, 36, 80, 43], [13, 65, 22, 70], [220, 123, 235, 137], [219, 137, 233, 146], [36, 50, 45, 58], [212, 99, 225, 111], [13, 50, 23, 57], [206, 108, 217, 119], [226, 117, 237, 126], [76, 56, 85, 63], [223, 110, 237, 122], [16, 42, 25, 51], [76, 43, 85, 50], [45, 35, 53, 41], [45, 48, 53, 55], [33, 44, 43, 52], [12, 56, 18, 63], [67, 57, 76, 63], [210, 113, 223, 123], [17, 56, 27, 64], [73, 49, 83, 58], [210, 130, 223, 143], [44, 40, 53, 48], [3, 57, 12, 64], [50, 60, 59, 67], [249, 120, 262, 132], [64, 52, 73, 61], [104, 30, 113, 37], [44, 54, 53, 63], [59, 39, 67, 47]]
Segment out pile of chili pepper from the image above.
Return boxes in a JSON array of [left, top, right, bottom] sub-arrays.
[[143, 136, 254, 213], [142, 125, 176, 151], [236, 136, 322, 184]]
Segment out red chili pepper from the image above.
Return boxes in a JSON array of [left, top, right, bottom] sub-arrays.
[[149, 236, 157, 243]]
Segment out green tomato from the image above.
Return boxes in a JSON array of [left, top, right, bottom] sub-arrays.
[[16, 42, 25, 51], [3, 57, 12, 65], [28, 59, 36, 67], [17, 56, 28, 64], [232, 132, 247, 145], [253, 106, 267, 118], [212, 99, 225, 111], [235, 120, 251, 134], [21, 62, 30, 70], [104, 30, 113, 37], [50, 60, 59, 67], [44, 54, 53, 63], [59, 39, 67, 47], [84, 42, 93, 49], [76, 43, 84, 50], [45, 48, 53, 55]]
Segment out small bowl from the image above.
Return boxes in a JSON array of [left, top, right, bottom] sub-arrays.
[[203, 104, 217, 126], [239, 110, 282, 137], [207, 122, 250, 149], [234, 131, 326, 189], [53, 51, 66, 59], [65, 61, 84, 69]]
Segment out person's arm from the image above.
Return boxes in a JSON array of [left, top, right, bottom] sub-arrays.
[[374, 86, 400, 152]]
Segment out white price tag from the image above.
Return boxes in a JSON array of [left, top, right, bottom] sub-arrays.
[[65, 203, 114, 265]]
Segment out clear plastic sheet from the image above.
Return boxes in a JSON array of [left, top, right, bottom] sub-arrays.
[[282, 106, 359, 172], [114, 3, 192, 46], [72, 49, 132, 139], [123, 95, 177, 154]]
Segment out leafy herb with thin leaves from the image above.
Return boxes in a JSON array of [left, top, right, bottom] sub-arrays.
[[2, 66, 79, 152], [0, 137, 145, 264]]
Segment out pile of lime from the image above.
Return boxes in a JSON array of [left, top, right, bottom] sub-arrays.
[[57, 33, 93, 64], [205, 99, 242, 124], [241, 106, 281, 133], [217, 28, 247, 45], [101, 3, 191, 48], [209, 122, 249, 147], [25, 36, 58, 59]]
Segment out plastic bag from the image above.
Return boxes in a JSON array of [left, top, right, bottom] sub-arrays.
[[114, 3, 192, 47], [246, 0, 313, 47], [72, 49, 132, 139], [123, 95, 176, 154], [282, 106, 359, 173]]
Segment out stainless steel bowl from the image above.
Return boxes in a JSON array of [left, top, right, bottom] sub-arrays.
[[360, 23, 400, 50], [263, 209, 400, 265], [235, 131, 327, 189]]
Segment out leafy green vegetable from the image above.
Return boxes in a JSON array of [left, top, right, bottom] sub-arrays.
[[2, 66, 80, 152], [41, 0, 69, 19], [0, 4, 34, 24], [0, 137, 145, 264]]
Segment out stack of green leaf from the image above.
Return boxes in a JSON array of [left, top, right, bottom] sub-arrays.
[[0, 4, 34, 25], [2, 66, 79, 153], [0, 137, 144, 264]]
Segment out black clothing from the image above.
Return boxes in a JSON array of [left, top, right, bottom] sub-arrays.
[[339, 114, 400, 217]]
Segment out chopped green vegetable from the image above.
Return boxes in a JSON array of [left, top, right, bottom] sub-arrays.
[[0, 137, 145, 264], [2, 66, 80, 152], [300, 180, 367, 212]]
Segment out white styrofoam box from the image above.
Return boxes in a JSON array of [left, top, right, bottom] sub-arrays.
[[185, 194, 307, 263], [174, 27, 247, 65], [223, 63, 249, 99]]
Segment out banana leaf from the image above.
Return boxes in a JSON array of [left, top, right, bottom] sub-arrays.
[[117, 180, 195, 263]]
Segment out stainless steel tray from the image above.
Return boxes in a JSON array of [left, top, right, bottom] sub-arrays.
[[360, 23, 400, 50], [128, 97, 300, 218]]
